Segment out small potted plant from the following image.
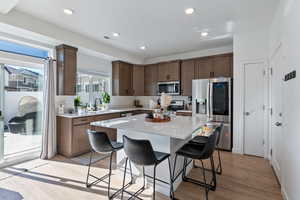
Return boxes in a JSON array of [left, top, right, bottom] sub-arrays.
[[101, 92, 110, 110], [74, 96, 81, 113]]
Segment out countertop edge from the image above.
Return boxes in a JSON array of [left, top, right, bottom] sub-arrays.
[[57, 108, 152, 118]]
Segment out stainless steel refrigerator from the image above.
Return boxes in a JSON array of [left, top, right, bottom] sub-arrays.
[[192, 78, 232, 151]]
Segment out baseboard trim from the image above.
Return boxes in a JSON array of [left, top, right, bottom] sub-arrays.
[[271, 165, 281, 187], [281, 186, 289, 200], [232, 147, 243, 154]]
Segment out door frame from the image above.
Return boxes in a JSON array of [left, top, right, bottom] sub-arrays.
[[242, 59, 270, 158], [0, 51, 45, 166], [0, 63, 4, 160], [268, 43, 283, 180]]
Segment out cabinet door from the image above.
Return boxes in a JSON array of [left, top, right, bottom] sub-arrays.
[[195, 57, 213, 79], [132, 65, 145, 96], [56, 44, 78, 96], [63, 48, 77, 95], [181, 59, 195, 96], [119, 62, 133, 96], [72, 123, 91, 156], [158, 62, 169, 81], [112, 61, 133, 96], [212, 54, 233, 77], [144, 64, 158, 96], [158, 61, 180, 81], [168, 61, 180, 81]]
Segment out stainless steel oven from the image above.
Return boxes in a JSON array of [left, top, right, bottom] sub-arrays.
[[157, 81, 180, 95]]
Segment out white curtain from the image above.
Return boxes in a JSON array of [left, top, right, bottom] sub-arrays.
[[40, 58, 56, 159]]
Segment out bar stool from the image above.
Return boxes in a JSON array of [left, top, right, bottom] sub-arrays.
[[172, 127, 220, 199], [121, 135, 174, 200], [86, 130, 133, 199], [189, 124, 223, 175]]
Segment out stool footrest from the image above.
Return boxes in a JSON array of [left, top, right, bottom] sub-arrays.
[[182, 176, 216, 191]]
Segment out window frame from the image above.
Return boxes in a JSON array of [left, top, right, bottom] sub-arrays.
[[76, 70, 111, 105]]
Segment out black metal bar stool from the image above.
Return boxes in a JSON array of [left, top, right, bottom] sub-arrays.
[[190, 124, 224, 175], [121, 135, 174, 200], [172, 126, 221, 200], [86, 130, 133, 199]]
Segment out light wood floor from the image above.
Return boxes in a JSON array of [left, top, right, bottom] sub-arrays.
[[0, 152, 282, 200]]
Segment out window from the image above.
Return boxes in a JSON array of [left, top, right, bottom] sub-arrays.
[[76, 72, 110, 105], [0, 40, 48, 59]]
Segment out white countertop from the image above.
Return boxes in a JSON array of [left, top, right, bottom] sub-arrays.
[[91, 114, 215, 140], [57, 107, 152, 118]]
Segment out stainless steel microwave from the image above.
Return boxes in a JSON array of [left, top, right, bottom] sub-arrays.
[[157, 81, 180, 95]]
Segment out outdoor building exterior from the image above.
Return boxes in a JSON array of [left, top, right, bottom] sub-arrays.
[[4, 65, 43, 91]]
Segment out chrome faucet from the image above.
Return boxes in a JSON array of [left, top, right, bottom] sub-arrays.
[[94, 98, 102, 111]]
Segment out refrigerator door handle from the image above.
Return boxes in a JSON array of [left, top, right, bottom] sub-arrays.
[[206, 82, 210, 117], [209, 82, 213, 119]]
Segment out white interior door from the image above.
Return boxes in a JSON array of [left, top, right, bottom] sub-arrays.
[[270, 47, 284, 180], [244, 62, 266, 157]]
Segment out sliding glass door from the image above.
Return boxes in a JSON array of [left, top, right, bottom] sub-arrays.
[[0, 63, 44, 162]]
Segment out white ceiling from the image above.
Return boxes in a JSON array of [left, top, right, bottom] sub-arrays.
[[14, 0, 278, 60]]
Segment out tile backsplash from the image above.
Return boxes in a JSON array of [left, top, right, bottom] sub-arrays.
[[134, 96, 190, 108], [55, 95, 191, 114], [55, 95, 135, 113]]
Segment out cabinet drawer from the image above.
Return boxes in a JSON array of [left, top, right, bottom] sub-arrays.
[[93, 113, 121, 122], [73, 117, 93, 125], [176, 111, 192, 116]]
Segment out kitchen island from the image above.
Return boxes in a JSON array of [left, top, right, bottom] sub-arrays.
[[91, 114, 213, 196]]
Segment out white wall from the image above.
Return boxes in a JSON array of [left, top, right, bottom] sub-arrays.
[[269, 1, 300, 199], [232, 26, 270, 155]]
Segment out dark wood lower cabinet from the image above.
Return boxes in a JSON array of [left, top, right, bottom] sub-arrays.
[[72, 123, 91, 155], [57, 111, 150, 158], [57, 113, 121, 157]]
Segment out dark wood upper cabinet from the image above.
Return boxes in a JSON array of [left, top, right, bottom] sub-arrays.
[[181, 59, 195, 96], [144, 64, 158, 96], [132, 65, 145, 96], [112, 61, 133, 96], [111, 53, 232, 97], [56, 44, 78, 95], [195, 57, 213, 79], [195, 53, 233, 79], [212, 53, 233, 78], [158, 60, 180, 81]]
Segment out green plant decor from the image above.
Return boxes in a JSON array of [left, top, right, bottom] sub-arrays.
[[74, 96, 81, 107], [102, 92, 111, 104]]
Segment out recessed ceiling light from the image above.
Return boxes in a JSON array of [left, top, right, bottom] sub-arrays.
[[140, 46, 146, 50], [185, 8, 195, 15], [112, 32, 120, 37], [63, 8, 73, 15], [201, 32, 209, 37]]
